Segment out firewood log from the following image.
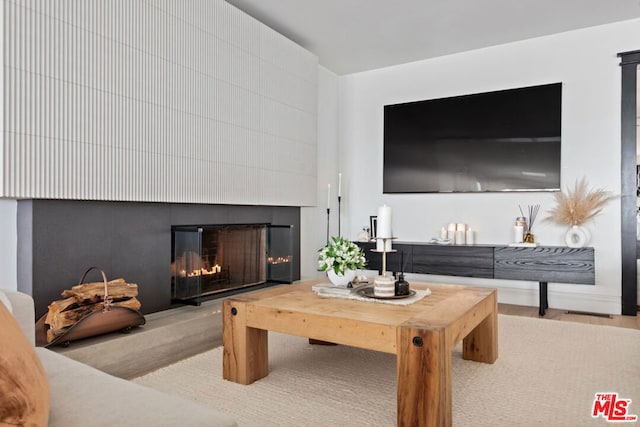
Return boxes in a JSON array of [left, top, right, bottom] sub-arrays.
[[46, 328, 59, 343], [45, 297, 78, 325], [61, 280, 138, 304], [46, 297, 142, 340]]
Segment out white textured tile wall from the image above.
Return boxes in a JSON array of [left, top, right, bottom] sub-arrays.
[[0, 0, 318, 206]]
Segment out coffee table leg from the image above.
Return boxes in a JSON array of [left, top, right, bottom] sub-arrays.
[[222, 299, 268, 385], [397, 326, 450, 427], [463, 295, 498, 363]]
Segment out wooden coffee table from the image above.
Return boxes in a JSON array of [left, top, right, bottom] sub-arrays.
[[222, 280, 498, 427]]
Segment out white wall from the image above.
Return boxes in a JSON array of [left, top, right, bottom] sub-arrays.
[[0, 199, 17, 291], [301, 66, 340, 279], [338, 19, 640, 314], [0, 4, 7, 291], [1, 0, 317, 206]]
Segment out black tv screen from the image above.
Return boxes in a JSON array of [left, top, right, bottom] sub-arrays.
[[383, 83, 562, 193]]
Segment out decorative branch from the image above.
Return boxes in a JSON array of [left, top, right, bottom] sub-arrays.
[[545, 178, 616, 227]]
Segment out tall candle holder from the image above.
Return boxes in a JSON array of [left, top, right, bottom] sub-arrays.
[[371, 237, 397, 297], [337, 196, 342, 237], [326, 208, 330, 244]]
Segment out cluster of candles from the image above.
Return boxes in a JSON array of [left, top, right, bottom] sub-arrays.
[[180, 264, 223, 277], [440, 223, 475, 245], [267, 256, 292, 265]]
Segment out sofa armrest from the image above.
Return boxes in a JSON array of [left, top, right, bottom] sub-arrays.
[[3, 290, 36, 346]]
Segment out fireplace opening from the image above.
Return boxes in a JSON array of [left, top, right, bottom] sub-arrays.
[[171, 223, 293, 304]]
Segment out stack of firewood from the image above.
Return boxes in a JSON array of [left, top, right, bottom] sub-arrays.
[[44, 278, 140, 344]]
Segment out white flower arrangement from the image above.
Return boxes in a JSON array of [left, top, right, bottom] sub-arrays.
[[317, 236, 367, 275]]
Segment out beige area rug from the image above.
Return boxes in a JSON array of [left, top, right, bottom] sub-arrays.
[[134, 315, 640, 426]]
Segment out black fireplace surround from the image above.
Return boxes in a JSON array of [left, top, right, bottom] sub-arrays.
[[17, 200, 300, 318]]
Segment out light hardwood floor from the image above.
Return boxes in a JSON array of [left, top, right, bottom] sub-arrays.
[[498, 303, 640, 330], [50, 289, 639, 380]]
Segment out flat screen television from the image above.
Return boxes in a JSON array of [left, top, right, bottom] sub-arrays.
[[383, 83, 562, 193]]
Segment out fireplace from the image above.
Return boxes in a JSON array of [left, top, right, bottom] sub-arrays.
[[18, 200, 301, 317], [171, 223, 293, 303]]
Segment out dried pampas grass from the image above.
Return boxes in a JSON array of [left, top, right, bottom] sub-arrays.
[[545, 178, 616, 226]]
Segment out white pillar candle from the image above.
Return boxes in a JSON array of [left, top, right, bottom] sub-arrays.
[[514, 224, 524, 243], [327, 184, 330, 209], [455, 230, 465, 245], [375, 238, 392, 252], [447, 223, 456, 240], [377, 205, 392, 238], [457, 223, 467, 232], [338, 173, 342, 198], [440, 227, 447, 240], [466, 228, 475, 245]]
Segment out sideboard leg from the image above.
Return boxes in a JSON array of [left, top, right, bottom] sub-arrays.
[[538, 281, 548, 316]]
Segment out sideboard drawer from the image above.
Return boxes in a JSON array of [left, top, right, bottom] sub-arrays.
[[412, 245, 494, 278], [494, 246, 595, 285]]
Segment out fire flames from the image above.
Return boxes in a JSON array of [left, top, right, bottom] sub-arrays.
[[179, 264, 222, 277], [267, 256, 292, 265]]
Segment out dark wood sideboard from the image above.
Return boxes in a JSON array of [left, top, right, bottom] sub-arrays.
[[356, 242, 595, 316]]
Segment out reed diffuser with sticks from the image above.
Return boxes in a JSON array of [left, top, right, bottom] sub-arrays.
[[519, 204, 540, 244]]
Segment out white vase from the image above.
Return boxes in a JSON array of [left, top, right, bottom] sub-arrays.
[[327, 269, 356, 287], [565, 225, 590, 248]]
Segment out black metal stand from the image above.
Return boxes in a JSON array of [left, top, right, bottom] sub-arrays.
[[326, 208, 330, 243], [338, 196, 342, 237], [539, 281, 548, 316]]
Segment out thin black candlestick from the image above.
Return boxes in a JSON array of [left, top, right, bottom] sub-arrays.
[[326, 208, 330, 243], [338, 196, 342, 237]]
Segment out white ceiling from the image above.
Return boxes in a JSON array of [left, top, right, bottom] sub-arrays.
[[226, 0, 640, 75]]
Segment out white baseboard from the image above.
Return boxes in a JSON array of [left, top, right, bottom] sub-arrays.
[[493, 285, 620, 315], [378, 271, 622, 316]]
